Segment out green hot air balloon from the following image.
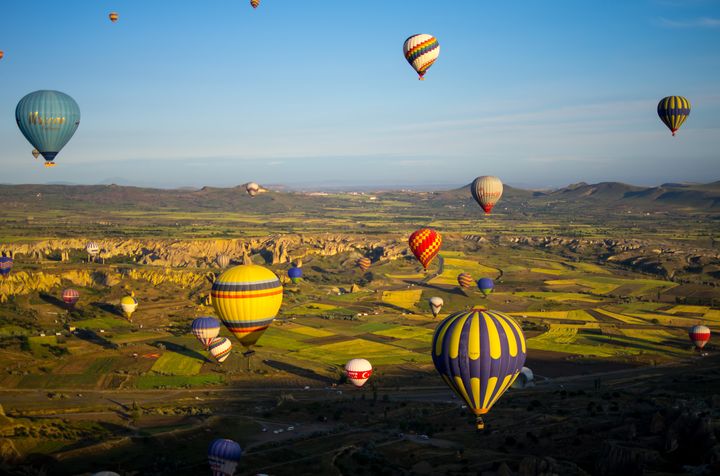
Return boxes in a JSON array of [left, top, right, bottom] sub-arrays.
[[16, 90, 80, 167]]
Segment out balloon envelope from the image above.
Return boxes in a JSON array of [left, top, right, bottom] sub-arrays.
[[689, 325, 710, 350], [192, 317, 221, 348], [15, 90, 80, 166], [109, 12, 119, 22], [246, 182, 260, 197], [0, 257, 13, 277], [471, 176, 503, 214], [0, 50, 4, 60], [432, 307, 526, 429], [62, 289, 80, 307], [409, 228, 442, 270], [658, 96, 690, 136], [211, 264, 283, 348], [429, 296, 444, 317], [86, 242, 99, 256], [357, 257, 371, 272], [345, 358, 373, 387], [477, 277, 494, 296], [120, 295, 138, 319], [216, 254, 230, 269], [250, 0, 260, 8], [288, 266, 303, 283], [32, 149, 40, 159], [403, 34, 440, 80], [208, 438, 242, 476], [457, 273, 474, 289], [208, 337, 232, 363]]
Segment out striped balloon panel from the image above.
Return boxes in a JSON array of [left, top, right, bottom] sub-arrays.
[[212, 265, 283, 348], [62, 289, 80, 305], [209, 337, 232, 363], [457, 273, 474, 288], [86, 242, 99, 255], [432, 308, 526, 416], [192, 317, 221, 348], [657, 96, 690, 135], [357, 258, 371, 271], [0, 257, 13, 276], [403, 34, 440, 78], [689, 325, 710, 349], [471, 176, 504, 213], [408, 228, 442, 269], [250, 0, 260, 8], [15, 90, 80, 162], [208, 438, 242, 476]]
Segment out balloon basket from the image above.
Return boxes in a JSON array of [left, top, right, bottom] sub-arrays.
[[44, 162, 56, 168], [475, 417, 485, 431]]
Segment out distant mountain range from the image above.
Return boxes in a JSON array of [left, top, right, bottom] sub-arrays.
[[0, 180, 718, 214]]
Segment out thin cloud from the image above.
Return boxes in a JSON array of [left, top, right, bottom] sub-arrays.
[[656, 16, 720, 28]]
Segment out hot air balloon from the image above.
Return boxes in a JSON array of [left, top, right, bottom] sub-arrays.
[[15, 90, 80, 167], [209, 337, 233, 363], [208, 438, 242, 476], [511, 367, 534, 389], [62, 289, 80, 309], [0, 51, 4, 61], [689, 325, 710, 350], [0, 256, 13, 277], [216, 254, 230, 269], [288, 266, 303, 284], [429, 296, 444, 317], [403, 34, 440, 80], [357, 257, 371, 272], [457, 273, 474, 289], [432, 306, 526, 430], [31, 149, 40, 159], [211, 264, 283, 350], [246, 182, 260, 197], [250, 0, 260, 8], [409, 228, 442, 270], [477, 277, 494, 297], [120, 293, 138, 320], [471, 176, 503, 214], [658, 96, 690, 136], [86, 242, 99, 256], [192, 317, 221, 349], [345, 358, 373, 387], [109, 12, 119, 23]]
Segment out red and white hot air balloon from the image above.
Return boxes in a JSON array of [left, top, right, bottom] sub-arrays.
[[689, 325, 710, 350], [62, 289, 80, 309], [345, 358, 372, 387]]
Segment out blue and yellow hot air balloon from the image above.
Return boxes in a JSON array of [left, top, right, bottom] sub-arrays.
[[15, 90, 80, 167], [211, 264, 283, 350], [432, 306, 526, 430], [477, 277, 494, 297], [0, 256, 13, 278], [657, 96, 690, 136], [288, 266, 303, 284]]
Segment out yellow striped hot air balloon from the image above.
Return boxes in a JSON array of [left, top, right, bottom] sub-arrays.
[[657, 96, 690, 136], [432, 306, 526, 430], [211, 264, 283, 349], [120, 293, 138, 320], [108, 12, 119, 23], [250, 0, 260, 9]]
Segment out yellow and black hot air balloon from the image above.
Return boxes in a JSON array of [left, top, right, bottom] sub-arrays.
[[109, 12, 119, 23], [657, 96, 690, 136], [211, 264, 283, 350], [432, 306, 526, 430], [0, 50, 4, 61], [250, 0, 260, 8]]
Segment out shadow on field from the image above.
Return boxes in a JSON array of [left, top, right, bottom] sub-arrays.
[[74, 329, 117, 350], [408, 280, 469, 297], [39, 292, 67, 310], [264, 359, 333, 384], [90, 301, 125, 317], [154, 340, 209, 362]]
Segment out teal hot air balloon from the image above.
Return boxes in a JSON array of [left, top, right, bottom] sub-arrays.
[[15, 90, 81, 167]]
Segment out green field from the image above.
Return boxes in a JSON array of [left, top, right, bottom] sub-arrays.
[[381, 290, 423, 310], [294, 338, 426, 365], [429, 256, 498, 286], [151, 351, 204, 376], [136, 374, 224, 389]]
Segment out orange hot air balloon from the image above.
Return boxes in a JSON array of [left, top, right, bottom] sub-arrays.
[[457, 272, 474, 289], [408, 228, 442, 270], [109, 12, 119, 23], [0, 51, 4, 61], [250, 0, 260, 8], [357, 257, 371, 272]]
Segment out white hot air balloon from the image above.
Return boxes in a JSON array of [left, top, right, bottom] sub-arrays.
[[403, 34, 440, 80], [471, 176, 503, 214], [246, 182, 260, 197], [209, 336, 233, 363], [345, 358, 373, 387], [429, 296, 444, 317]]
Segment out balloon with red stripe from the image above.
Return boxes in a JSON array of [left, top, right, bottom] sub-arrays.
[[457, 272, 474, 289], [211, 264, 283, 349], [689, 325, 710, 350], [357, 257, 371, 272], [62, 288, 80, 309], [403, 34, 440, 80], [408, 228, 442, 270], [345, 358, 373, 387]]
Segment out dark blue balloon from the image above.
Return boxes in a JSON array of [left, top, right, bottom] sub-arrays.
[[288, 267, 303, 279], [208, 438, 242, 476], [0, 257, 13, 277], [477, 277, 494, 296]]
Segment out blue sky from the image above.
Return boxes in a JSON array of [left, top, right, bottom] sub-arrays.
[[1, 0, 719, 189]]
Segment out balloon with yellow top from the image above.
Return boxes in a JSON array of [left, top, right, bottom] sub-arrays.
[[120, 292, 138, 320]]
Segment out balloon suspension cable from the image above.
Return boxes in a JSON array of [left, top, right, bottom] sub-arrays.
[[476, 416, 485, 431]]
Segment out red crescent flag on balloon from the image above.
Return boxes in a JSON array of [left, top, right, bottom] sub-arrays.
[[409, 228, 442, 270]]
